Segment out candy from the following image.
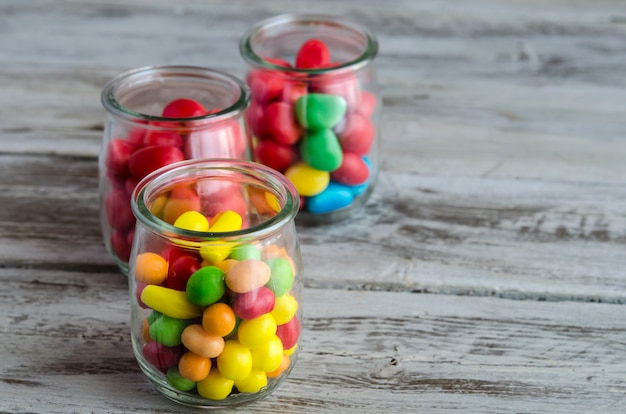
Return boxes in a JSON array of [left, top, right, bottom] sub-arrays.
[[284, 162, 329, 197], [128, 145, 185, 180], [202, 303, 237, 337], [306, 182, 354, 214], [276, 316, 301, 350], [295, 93, 347, 130], [247, 69, 284, 103], [265, 101, 303, 145], [162, 98, 207, 118], [173, 210, 210, 232], [105, 187, 134, 231], [165, 254, 201, 291], [143, 128, 184, 148], [142, 341, 182, 372], [300, 129, 343, 172], [251, 335, 284, 373], [140, 284, 204, 319], [295, 39, 330, 69], [229, 244, 262, 261], [238, 313, 277, 349], [270, 293, 298, 325], [265, 257, 294, 297], [178, 351, 211, 382], [162, 187, 201, 225], [335, 112, 375, 155], [267, 354, 290, 378], [181, 324, 225, 358], [217, 340, 253, 381], [167, 367, 197, 391], [197, 369, 234, 400], [106, 139, 135, 178], [330, 152, 370, 186], [134, 252, 169, 285], [149, 314, 186, 347], [234, 370, 267, 393], [233, 287, 276, 320], [254, 139, 299, 173], [225, 259, 271, 293], [186, 266, 226, 307]]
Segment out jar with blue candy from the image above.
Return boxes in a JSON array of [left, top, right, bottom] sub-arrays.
[[240, 14, 381, 223], [129, 159, 302, 408]]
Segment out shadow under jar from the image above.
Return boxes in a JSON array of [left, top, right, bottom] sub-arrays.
[[129, 159, 302, 408], [100, 66, 252, 275], [240, 13, 381, 224]]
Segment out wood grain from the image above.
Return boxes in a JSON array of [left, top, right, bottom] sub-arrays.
[[1, 0, 625, 412]]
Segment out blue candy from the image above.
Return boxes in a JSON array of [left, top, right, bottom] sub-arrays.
[[306, 182, 354, 214]]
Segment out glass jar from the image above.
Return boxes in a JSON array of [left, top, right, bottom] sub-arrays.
[[129, 159, 302, 408], [100, 65, 252, 275], [240, 13, 381, 224]]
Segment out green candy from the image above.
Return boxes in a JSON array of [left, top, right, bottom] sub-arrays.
[[265, 257, 294, 297], [146, 310, 162, 325], [230, 244, 262, 261], [167, 367, 196, 391], [149, 314, 185, 347], [186, 266, 226, 307], [300, 129, 344, 172], [295, 93, 347, 130]]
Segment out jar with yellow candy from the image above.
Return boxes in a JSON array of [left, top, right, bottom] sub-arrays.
[[129, 159, 302, 408]]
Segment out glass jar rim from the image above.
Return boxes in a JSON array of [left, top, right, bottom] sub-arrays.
[[131, 159, 300, 242], [101, 65, 251, 124], [239, 13, 378, 74]]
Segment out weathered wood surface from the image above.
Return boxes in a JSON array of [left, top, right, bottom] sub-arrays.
[[1, 0, 626, 412]]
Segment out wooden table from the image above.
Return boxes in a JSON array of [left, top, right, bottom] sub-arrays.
[[1, 0, 625, 412]]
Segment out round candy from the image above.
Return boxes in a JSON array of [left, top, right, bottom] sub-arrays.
[[234, 370, 267, 393], [217, 340, 252, 381], [128, 145, 185, 180], [134, 252, 168, 285], [178, 351, 211, 382], [271, 293, 298, 325], [162, 98, 207, 118], [167, 366, 196, 392], [186, 266, 226, 307], [295, 39, 331, 69], [306, 182, 354, 214], [165, 254, 201, 291], [238, 313, 277, 349], [229, 244, 262, 261], [276, 316, 301, 350], [233, 287, 276, 320], [202, 303, 237, 337], [149, 314, 186, 347], [197, 369, 234, 400], [267, 354, 291, 379], [142, 341, 182, 373], [265, 257, 294, 297], [251, 335, 284, 373], [330, 153, 370, 186], [225, 259, 271, 293], [295, 93, 347, 130], [285, 162, 329, 197], [265, 101, 302, 145]]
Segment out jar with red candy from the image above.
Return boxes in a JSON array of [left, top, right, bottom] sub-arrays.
[[240, 14, 381, 223], [100, 66, 252, 274], [129, 159, 302, 408]]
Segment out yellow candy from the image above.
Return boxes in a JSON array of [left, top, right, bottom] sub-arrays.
[[199, 211, 243, 265], [197, 369, 234, 400], [217, 340, 252, 381], [284, 344, 298, 357], [140, 285, 203, 320], [251, 335, 283, 373], [209, 210, 242, 232], [173, 211, 209, 232], [199, 242, 233, 265], [271, 293, 298, 325], [285, 161, 329, 197], [238, 313, 277, 349], [234, 370, 267, 393]]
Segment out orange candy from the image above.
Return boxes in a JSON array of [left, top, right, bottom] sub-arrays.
[[181, 324, 225, 359], [267, 354, 290, 378], [134, 252, 168, 285], [178, 351, 211, 382], [202, 303, 237, 337]]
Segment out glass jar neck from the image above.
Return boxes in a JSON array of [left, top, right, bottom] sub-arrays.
[[240, 13, 378, 74]]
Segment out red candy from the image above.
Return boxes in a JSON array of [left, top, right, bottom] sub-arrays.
[[233, 287, 276, 320], [276, 316, 301, 350], [143, 127, 184, 148], [248, 69, 285, 103], [335, 112, 375, 155], [106, 139, 135, 178], [280, 81, 308, 105], [265, 102, 302, 145], [142, 342, 183, 373], [166, 255, 202, 291], [295, 39, 330, 69], [330, 153, 370, 186], [110, 230, 131, 262], [254, 139, 299, 173], [162, 98, 207, 118], [128, 145, 185, 180], [105, 187, 135, 231]]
